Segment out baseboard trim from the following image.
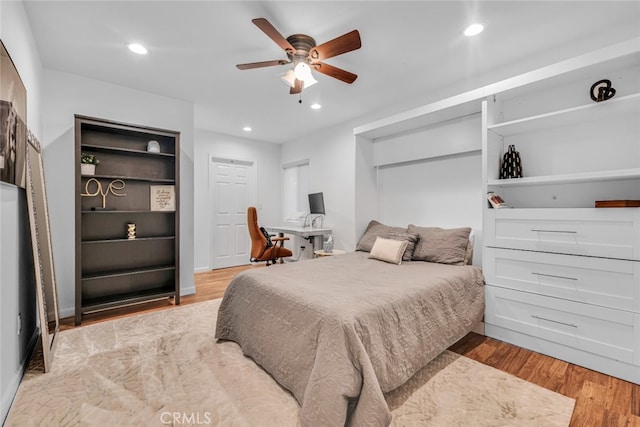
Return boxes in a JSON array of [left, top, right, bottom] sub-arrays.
[[1, 328, 40, 424], [59, 306, 74, 319], [180, 286, 196, 297]]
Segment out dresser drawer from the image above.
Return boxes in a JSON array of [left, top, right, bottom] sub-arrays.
[[485, 286, 638, 364], [484, 247, 639, 312], [485, 208, 640, 260], [486, 286, 639, 365]]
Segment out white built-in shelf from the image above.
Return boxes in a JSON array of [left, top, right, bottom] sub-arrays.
[[487, 168, 640, 187], [487, 93, 640, 137]]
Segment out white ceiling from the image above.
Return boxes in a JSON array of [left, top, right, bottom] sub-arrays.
[[23, 1, 640, 144]]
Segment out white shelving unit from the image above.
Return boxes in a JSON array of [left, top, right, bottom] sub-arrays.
[[482, 39, 640, 384], [484, 42, 640, 208]]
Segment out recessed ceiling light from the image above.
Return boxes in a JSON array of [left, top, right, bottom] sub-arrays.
[[464, 23, 484, 37], [242, 126, 252, 132], [310, 103, 322, 110], [128, 43, 148, 55]]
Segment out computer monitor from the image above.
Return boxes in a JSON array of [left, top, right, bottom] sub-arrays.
[[308, 192, 325, 215]]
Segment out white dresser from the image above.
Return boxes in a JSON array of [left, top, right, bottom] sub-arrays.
[[484, 208, 640, 383]]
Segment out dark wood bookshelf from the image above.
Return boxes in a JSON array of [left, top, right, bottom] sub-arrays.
[[82, 289, 176, 313], [81, 173, 175, 183], [81, 143, 176, 157], [81, 265, 177, 281], [81, 236, 176, 244], [75, 115, 180, 325]]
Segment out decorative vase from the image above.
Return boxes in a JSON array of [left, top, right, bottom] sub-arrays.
[[81, 163, 96, 176], [147, 140, 160, 153], [127, 223, 136, 240], [500, 145, 523, 179]]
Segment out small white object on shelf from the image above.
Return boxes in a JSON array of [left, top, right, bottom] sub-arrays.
[[147, 140, 160, 153]]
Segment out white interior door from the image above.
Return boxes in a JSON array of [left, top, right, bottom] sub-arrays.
[[210, 156, 256, 269]]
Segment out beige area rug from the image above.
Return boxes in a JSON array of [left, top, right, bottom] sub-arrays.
[[6, 299, 575, 426]]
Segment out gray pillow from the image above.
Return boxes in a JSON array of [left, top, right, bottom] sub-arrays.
[[356, 220, 407, 252], [408, 225, 471, 265], [388, 231, 420, 261]]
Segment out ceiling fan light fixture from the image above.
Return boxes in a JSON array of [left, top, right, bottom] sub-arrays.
[[281, 69, 297, 88], [294, 62, 318, 88], [303, 76, 318, 89]]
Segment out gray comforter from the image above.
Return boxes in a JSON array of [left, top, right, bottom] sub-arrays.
[[215, 251, 485, 426]]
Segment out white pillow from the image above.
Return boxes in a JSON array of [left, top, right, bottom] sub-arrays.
[[368, 236, 408, 265]]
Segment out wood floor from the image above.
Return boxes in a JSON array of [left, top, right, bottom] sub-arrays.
[[60, 264, 640, 427]]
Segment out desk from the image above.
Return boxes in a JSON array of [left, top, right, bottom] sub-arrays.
[[266, 225, 332, 252]]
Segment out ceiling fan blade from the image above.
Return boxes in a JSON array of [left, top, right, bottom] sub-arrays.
[[236, 59, 289, 70], [290, 79, 303, 95], [312, 62, 358, 84], [252, 18, 295, 54], [310, 30, 361, 61]]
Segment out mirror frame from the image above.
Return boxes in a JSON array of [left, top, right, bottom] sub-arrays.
[[25, 131, 59, 372]]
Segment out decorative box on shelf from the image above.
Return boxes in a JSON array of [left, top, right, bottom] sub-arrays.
[[595, 200, 640, 208]]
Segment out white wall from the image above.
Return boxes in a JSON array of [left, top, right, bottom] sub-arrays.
[[193, 129, 281, 271], [41, 69, 195, 317], [281, 123, 357, 251], [373, 114, 481, 166], [371, 113, 484, 264], [0, 0, 43, 422], [377, 152, 483, 264]]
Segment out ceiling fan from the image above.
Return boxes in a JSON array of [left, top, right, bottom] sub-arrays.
[[236, 18, 362, 95]]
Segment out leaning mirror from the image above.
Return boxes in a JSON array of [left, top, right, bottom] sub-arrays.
[[25, 131, 59, 372]]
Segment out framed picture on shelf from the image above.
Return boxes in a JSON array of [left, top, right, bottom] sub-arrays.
[[150, 185, 175, 211], [487, 192, 509, 209]]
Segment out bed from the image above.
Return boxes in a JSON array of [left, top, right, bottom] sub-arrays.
[[216, 227, 485, 427]]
